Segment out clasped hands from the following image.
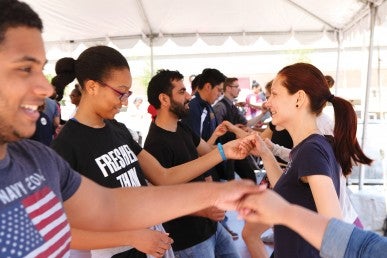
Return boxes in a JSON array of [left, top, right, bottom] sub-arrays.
[[221, 126, 271, 160]]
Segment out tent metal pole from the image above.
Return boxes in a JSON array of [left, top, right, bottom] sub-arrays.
[[335, 30, 341, 96], [359, 2, 377, 190], [150, 36, 154, 76], [135, 0, 154, 76]]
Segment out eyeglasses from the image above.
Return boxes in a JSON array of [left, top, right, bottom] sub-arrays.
[[98, 81, 132, 101]]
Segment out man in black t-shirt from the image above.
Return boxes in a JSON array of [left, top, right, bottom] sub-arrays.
[[145, 70, 240, 258]]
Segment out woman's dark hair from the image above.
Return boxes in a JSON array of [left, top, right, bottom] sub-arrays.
[[0, 0, 43, 44], [53, 45, 130, 91], [147, 69, 184, 109], [278, 62, 372, 175]]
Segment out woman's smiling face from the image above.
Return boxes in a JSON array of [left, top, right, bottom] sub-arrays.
[[93, 68, 132, 120], [266, 75, 298, 127]]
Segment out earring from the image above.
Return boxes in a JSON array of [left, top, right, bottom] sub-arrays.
[[296, 104, 299, 108]]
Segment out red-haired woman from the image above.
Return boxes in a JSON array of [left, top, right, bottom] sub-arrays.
[[248, 63, 372, 258]]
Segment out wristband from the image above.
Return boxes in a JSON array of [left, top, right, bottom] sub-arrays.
[[217, 143, 227, 161]]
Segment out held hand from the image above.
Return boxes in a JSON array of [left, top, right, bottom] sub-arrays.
[[221, 120, 236, 131], [241, 133, 270, 157], [211, 180, 260, 211], [200, 206, 226, 221], [213, 122, 228, 137], [131, 229, 173, 258], [223, 138, 252, 160], [221, 121, 251, 138], [237, 188, 289, 226]]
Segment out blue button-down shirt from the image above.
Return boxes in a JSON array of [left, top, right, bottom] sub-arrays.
[[321, 218, 387, 258]]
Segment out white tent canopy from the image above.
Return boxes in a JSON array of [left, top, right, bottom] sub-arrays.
[[25, 0, 387, 48], [24, 0, 387, 190]]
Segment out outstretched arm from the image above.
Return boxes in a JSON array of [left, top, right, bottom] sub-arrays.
[[140, 135, 253, 186], [238, 188, 330, 250], [64, 177, 259, 232], [222, 120, 250, 139], [243, 134, 283, 186], [238, 188, 387, 258], [71, 228, 172, 257], [206, 122, 228, 146], [192, 206, 226, 222]]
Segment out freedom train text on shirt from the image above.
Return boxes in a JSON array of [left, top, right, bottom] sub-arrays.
[[94, 144, 142, 187]]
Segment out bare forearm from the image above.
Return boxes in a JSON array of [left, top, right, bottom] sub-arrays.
[[71, 227, 173, 257], [239, 189, 330, 253], [146, 148, 223, 185], [282, 204, 329, 250], [245, 238, 268, 258], [65, 178, 254, 232], [66, 183, 210, 231], [206, 133, 218, 146], [227, 124, 250, 138], [242, 222, 269, 258], [70, 228, 134, 249], [260, 151, 283, 186]]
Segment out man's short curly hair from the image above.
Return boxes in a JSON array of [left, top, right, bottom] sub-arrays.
[[0, 0, 43, 44]]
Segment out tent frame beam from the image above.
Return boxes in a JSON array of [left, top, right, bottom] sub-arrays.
[[359, 1, 378, 190], [43, 30, 338, 45], [285, 0, 338, 30]]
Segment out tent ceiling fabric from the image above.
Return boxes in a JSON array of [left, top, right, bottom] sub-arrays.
[[25, 0, 386, 47]]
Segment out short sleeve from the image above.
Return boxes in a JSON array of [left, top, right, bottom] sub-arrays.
[[295, 141, 332, 178], [46, 145, 82, 201]]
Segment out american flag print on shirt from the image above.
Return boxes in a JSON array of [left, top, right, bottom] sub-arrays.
[[0, 186, 71, 258]]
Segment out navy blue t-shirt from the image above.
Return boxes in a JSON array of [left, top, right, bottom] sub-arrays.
[[0, 140, 81, 257], [273, 134, 340, 258]]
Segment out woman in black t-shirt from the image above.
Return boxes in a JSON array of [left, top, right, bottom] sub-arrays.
[[51, 45, 251, 258]]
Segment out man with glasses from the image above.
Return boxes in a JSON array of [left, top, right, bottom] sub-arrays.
[[213, 78, 262, 183]]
